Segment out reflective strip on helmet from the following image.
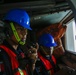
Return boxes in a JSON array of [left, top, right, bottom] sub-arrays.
[[10, 22, 25, 45], [18, 68, 24, 75]]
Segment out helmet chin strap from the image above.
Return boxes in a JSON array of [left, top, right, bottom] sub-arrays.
[[10, 22, 25, 45], [40, 46, 48, 55]]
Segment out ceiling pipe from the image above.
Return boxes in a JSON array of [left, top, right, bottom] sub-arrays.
[[0, 0, 55, 14]]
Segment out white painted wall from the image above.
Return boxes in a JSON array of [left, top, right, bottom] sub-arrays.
[[65, 19, 76, 52]]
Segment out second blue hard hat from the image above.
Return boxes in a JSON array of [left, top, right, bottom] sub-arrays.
[[38, 33, 57, 47]]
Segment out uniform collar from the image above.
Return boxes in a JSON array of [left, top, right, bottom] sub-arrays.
[[2, 39, 20, 55]]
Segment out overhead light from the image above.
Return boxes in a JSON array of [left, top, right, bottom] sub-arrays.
[[34, 16, 41, 20]]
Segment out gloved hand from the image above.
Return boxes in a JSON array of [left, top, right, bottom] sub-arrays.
[[28, 43, 39, 62], [27, 43, 39, 70]]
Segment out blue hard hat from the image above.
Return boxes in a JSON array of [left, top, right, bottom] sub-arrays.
[[3, 9, 32, 30], [38, 33, 57, 47]]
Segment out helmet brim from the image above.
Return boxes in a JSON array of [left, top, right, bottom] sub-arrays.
[[23, 24, 32, 30], [44, 42, 57, 48]]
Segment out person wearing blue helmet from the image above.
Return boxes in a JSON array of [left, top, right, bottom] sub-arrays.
[[34, 33, 60, 75], [0, 9, 39, 75]]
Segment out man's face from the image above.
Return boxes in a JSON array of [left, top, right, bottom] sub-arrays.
[[11, 23, 28, 45], [40, 46, 54, 55]]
